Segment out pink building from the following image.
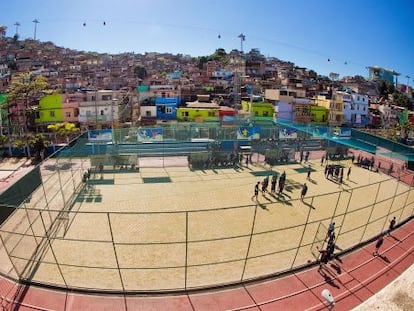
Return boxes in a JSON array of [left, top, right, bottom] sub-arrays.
[[62, 93, 83, 124]]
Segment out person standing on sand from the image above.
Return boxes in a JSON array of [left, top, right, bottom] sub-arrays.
[[251, 181, 260, 201]]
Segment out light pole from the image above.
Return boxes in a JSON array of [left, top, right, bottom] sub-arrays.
[[238, 33, 245, 53], [32, 19, 39, 40], [14, 22, 20, 36]]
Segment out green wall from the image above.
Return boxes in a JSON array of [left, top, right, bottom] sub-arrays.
[[177, 108, 219, 122], [35, 94, 63, 124], [310, 105, 329, 125]]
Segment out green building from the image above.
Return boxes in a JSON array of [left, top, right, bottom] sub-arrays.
[[310, 105, 329, 125], [177, 100, 220, 123], [241, 100, 274, 124], [35, 94, 64, 129]]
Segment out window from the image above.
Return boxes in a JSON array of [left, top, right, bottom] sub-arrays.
[[145, 111, 151, 117], [166, 107, 173, 114], [100, 110, 104, 115], [208, 111, 216, 117], [263, 111, 269, 116], [86, 111, 91, 116], [102, 95, 112, 100], [182, 111, 189, 117], [65, 112, 71, 118], [49, 111, 55, 117]]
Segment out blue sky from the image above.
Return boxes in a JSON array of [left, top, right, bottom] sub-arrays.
[[2, 0, 414, 82]]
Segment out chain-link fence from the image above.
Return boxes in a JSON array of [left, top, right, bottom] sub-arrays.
[[0, 126, 413, 293], [0, 163, 412, 292]]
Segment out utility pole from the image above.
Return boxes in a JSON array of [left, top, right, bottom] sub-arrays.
[[238, 33, 246, 53], [14, 22, 20, 36], [32, 19, 39, 40]]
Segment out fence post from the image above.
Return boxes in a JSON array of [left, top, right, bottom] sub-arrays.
[[184, 211, 189, 290], [0, 228, 20, 278], [240, 205, 258, 282], [398, 188, 411, 223], [381, 178, 401, 233], [106, 212, 126, 292], [36, 210, 68, 287], [291, 196, 314, 269], [359, 181, 382, 243], [56, 159, 67, 207], [40, 172, 53, 224], [336, 188, 354, 241]]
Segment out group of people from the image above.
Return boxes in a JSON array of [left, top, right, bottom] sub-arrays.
[[318, 216, 398, 270], [324, 164, 351, 183], [318, 222, 337, 270], [251, 171, 287, 201]]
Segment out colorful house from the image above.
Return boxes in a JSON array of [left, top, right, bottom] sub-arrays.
[[176, 95, 220, 123], [177, 102, 219, 123], [219, 106, 237, 126], [241, 100, 274, 124], [62, 93, 82, 125], [155, 97, 178, 121], [35, 94, 64, 130], [310, 105, 329, 125]]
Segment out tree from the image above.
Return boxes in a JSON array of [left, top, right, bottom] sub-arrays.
[[0, 134, 10, 156], [6, 73, 50, 134], [47, 122, 81, 144], [133, 66, 147, 80], [27, 134, 49, 163], [377, 80, 395, 97], [392, 91, 411, 109]]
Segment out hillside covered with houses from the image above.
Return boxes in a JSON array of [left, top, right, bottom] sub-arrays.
[[0, 26, 413, 146]]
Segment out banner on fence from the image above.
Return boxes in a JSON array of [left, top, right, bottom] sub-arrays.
[[137, 128, 163, 142], [237, 126, 260, 140], [88, 129, 113, 142], [312, 126, 328, 138], [279, 127, 298, 139]]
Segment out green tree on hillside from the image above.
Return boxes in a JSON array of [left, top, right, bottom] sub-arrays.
[[133, 66, 147, 80], [6, 73, 51, 134]]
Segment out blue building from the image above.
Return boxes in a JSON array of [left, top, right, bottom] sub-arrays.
[[368, 66, 399, 86], [155, 97, 179, 121]]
